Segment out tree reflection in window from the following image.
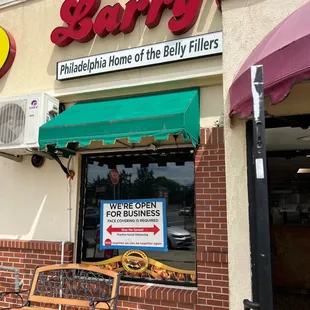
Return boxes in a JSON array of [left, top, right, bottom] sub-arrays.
[[81, 151, 196, 286]]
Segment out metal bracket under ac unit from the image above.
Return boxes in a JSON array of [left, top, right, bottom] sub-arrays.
[[0, 149, 55, 163], [0, 152, 23, 162]]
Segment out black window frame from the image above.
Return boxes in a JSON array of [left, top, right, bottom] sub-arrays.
[[76, 148, 197, 287]]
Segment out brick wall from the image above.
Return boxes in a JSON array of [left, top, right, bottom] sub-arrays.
[[0, 240, 73, 308], [0, 127, 228, 310], [195, 127, 229, 310]]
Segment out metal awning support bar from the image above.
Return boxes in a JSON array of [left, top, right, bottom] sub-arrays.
[[251, 65, 273, 310]]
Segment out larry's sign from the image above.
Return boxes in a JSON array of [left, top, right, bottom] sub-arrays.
[[57, 31, 222, 80], [51, 0, 203, 47], [100, 198, 167, 251]]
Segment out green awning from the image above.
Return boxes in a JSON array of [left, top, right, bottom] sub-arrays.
[[39, 89, 200, 151]]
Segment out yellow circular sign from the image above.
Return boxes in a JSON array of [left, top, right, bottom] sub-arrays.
[[0, 27, 16, 79], [121, 250, 149, 274]]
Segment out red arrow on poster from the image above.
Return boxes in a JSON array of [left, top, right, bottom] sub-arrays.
[[107, 225, 160, 235]]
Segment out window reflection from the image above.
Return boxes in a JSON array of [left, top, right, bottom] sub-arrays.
[[81, 153, 196, 286]]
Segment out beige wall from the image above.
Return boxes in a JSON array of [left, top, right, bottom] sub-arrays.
[[0, 155, 78, 242], [222, 0, 310, 309], [0, 0, 223, 242], [265, 82, 310, 117], [0, 0, 222, 98]]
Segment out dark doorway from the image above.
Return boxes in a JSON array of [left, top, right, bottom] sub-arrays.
[[247, 115, 310, 310]]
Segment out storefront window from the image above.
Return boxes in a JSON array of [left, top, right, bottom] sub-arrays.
[[79, 150, 196, 286]]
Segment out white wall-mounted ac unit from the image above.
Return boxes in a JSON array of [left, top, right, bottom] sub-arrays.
[[0, 93, 59, 155]]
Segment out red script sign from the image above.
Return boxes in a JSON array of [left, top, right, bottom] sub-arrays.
[[51, 0, 203, 47]]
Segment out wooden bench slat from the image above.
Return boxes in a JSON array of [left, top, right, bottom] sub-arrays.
[[29, 296, 111, 309], [7, 264, 121, 310], [12, 307, 56, 310]]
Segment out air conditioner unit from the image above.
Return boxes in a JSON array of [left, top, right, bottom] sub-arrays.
[[0, 93, 59, 155]]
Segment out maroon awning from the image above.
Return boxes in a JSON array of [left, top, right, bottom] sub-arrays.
[[229, 1, 310, 118]]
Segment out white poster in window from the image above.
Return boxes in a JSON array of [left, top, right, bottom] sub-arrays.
[[100, 199, 167, 251]]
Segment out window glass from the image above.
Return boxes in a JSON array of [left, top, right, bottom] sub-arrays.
[[80, 152, 196, 286]]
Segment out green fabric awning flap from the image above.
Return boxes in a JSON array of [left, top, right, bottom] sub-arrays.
[[39, 89, 200, 151]]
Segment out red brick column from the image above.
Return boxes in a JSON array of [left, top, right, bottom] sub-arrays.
[[0, 240, 73, 308], [195, 127, 229, 310]]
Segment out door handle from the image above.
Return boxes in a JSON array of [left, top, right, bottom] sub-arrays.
[[243, 299, 260, 310]]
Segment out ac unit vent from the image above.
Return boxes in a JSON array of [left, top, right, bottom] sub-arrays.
[[0, 93, 59, 155], [0, 100, 27, 145]]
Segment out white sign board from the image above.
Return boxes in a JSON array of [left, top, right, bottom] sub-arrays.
[[56, 32, 222, 80], [100, 199, 167, 251]]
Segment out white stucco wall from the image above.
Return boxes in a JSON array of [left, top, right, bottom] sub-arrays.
[[0, 155, 78, 242], [0, 0, 223, 242], [222, 0, 310, 309]]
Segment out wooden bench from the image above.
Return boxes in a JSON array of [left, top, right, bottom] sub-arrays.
[[0, 264, 121, 310]]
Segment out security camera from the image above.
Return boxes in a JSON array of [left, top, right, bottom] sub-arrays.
[[31, 154, 45, 168]]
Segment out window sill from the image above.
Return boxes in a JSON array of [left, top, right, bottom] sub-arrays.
[[119, 282, 197, 303]]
